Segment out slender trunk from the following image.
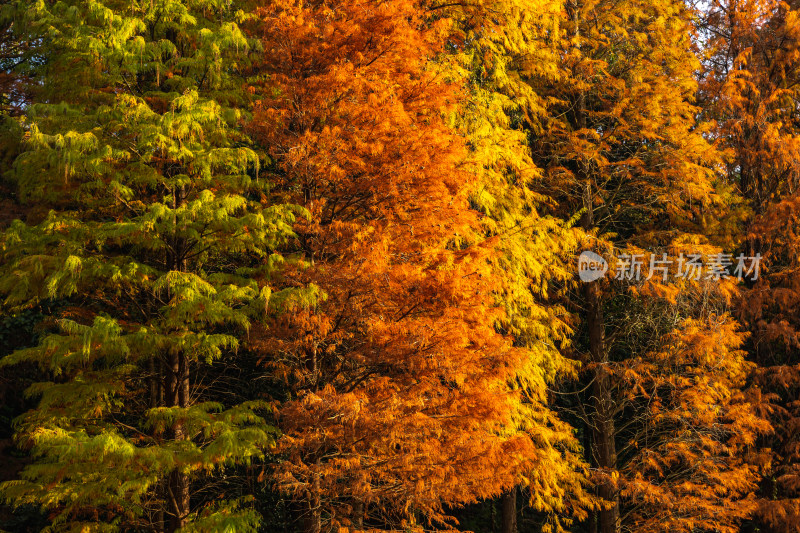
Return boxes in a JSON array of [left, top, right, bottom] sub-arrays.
[[302, 457, 322, 533], [581, 180, 620, 533], [303, 497, 321, 533], [587, 285, 620, 533], [572, 0, 620, 528], [352, 500, 364, 531], [500, 488, 517, 533], [149, 358, 165, 533], [166, 351, 190, 532], [166, 184, 190, 533], [149, 357, 158, 408], [302, 347, 321, 533]]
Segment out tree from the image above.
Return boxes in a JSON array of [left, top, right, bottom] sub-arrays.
[[521, 0, 768, 531], [699, 0, 800, 216], [613, 299, 769, 532], [738, 195, 800, 532], [0, 1, 298, 531], [699, 1, 800, 530], [245, 0, 587, 530], [438, 0, 599, 528]]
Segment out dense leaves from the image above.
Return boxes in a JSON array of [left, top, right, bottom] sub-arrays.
[[1, 0, 800, 532]]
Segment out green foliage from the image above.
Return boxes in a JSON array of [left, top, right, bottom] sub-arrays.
[[0, 0, 303, 530]]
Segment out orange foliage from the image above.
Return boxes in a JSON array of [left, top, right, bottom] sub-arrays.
[[246, 0, 562, 529], [618, 315, 770, 533], [703, 1, 800, 529], [739, 195, 800, 531]]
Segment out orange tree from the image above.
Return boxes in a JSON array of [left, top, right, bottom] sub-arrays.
[[244, 0, 589, 530], [699, 1, 800, 529]]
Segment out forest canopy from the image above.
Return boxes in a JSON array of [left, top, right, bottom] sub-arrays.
[[0, 0, 798, 532]]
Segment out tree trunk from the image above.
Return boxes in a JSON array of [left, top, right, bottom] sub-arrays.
[[166, 351, 190, 532], [149, 358, 165, 532], [573, 0, 621, 518], [302, 457, 322, 533], [163, 183, 191, 533], [303, 501, 321, 533], [352, 499, 364, 531], [588, 303, 620, 533], [581, 180, 620, 533], [500, 488, 517, 533]]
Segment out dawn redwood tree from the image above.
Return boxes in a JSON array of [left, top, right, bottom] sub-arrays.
[[522, 0, 769, 531], [604, 288, 770, 533], [699, 0, 800, 216], [0, 1, 301, 531], [700, 1, 800, 529], [438, 0, 599, 529], [245, 0, 586, 530], [739, 196, 800, 532]]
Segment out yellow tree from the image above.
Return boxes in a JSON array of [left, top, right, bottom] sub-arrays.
[[434, 0, 598, 529], [523, 0, 768, 531]]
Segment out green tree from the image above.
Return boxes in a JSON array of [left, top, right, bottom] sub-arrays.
[[0, 0, 300, 531]]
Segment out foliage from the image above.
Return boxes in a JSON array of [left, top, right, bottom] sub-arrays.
[[2, 0, 800, 532], [0, 0, 300, 530]]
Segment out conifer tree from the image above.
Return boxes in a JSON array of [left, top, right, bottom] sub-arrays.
[[740, 196, 800, 532], [521, 0, 769, 531], [607, 292, 769, 533], [0, 1, 300, 531], [437, 0, 598, 528], [245, 0, 588, 530], [700, 1, 800, 529]]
